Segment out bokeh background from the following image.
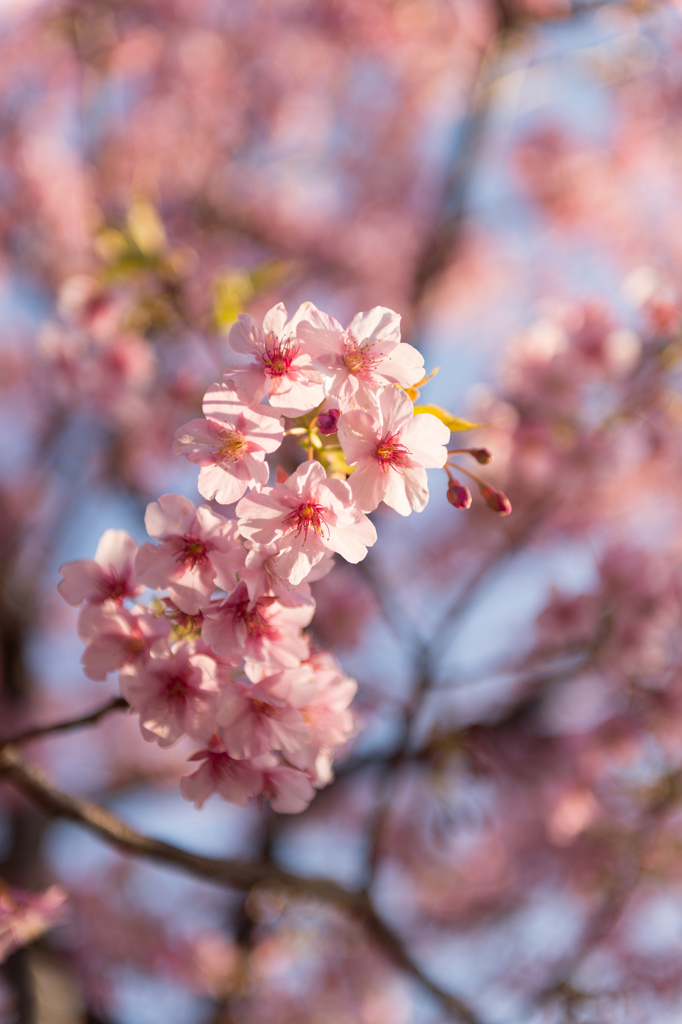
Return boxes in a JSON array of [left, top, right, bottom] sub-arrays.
[[4, 0, 682, 1021]]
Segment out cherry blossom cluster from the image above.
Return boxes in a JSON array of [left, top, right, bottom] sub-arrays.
[[58, 303, 451, 813]]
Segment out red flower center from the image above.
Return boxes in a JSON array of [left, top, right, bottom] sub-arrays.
[[178, 535, 208, 569], [164, 675, 189, 710], [251, 698, 278, 718], [100, 572, 134, 602], [210, 751, 240, 780], [124, 636, 145, 659], [374, 433, 410, 472], [283, 501, 328, 539], [232, 601, 272, 639], [262, 333, 297, 377]]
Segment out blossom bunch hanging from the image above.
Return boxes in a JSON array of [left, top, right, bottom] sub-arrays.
[[58, 303, 451, 813]]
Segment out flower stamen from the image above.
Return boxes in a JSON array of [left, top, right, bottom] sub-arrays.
[[251, 698, 277, 718], [164, 675, 189, 710], [262, 333, 297, 377], [282, 501, 329, 539], [216, 430, 247, 464], [233, 601, 270, 639], [177, 536, 208, 569], [374, 433, 410, 472], [343, 335, 378, 377]]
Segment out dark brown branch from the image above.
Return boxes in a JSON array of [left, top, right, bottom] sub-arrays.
[[410, 34, 499, 310], [499, 0, 657, 32], [0, 745, 485, 1024], [1, 698, 129, 749], [0, 743, 346, 900]]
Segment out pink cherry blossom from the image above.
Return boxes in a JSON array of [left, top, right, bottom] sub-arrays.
[[225, 301, 324, 416], [241, 542, 334, 608], [253, 754, 317, 814], [58, 529, 142, 607], [298, 305, 424, 411], [296, 652, 358, 755], [337, 387, 450, 515], [135, 494, 245, 615], [217, 674, 312, 761], [201, 582, 313, 672], [236, 461, 377, 586], [119, 646, 219, 748], [180, 736, 264, 809], [77, 604, 170, 681], [251, 656, 356, 773], [172, 385, 284, 505]]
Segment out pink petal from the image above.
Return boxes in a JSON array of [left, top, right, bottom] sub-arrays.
[[337, 410, 378, 465], [379, 342, 424, 387], [57, 560, 100, 606], [348, 306, 401, 345], [262, 302, 288, 337], [172, 418, 219, 465], [135, 542, 180, 589], [94, 529, 137, 573], [402, 413, 451, 467], [197, 463, 252, 505], [144, 494, 197, 540], [228, 314, 260, 354], [347, 460, 388, 513]]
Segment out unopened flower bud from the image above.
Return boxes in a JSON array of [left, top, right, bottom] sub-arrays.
[[480, 483, 512, 516], [317, 409, 341, 435], [447, 478, 472, 510], [468, 447, 493, 465]]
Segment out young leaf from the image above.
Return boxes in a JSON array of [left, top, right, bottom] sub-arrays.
[[413, 405, 485, 432]]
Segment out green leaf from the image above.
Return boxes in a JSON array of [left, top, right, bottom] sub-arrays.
[[413, 405, 485, 432]]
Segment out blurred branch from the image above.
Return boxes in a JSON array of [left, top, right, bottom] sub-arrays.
[[411, 0, 659, 313], [410, 30, 501, 310], [501, 0, 660, 30], [0, 745, 485, 1024], [354, 552, 424, 651], [0, 697, 129, 749], [335, 652, 592, 783], [358, 539, 521, 881]]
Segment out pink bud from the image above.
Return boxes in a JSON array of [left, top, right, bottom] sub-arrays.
[[467, 447, 493, 465], [480, 484, 512, 516], [447, 479, 472, 510], [317, 409, 341, 435]]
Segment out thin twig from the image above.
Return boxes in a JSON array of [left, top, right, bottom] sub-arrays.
[[0, 698, 129, 749], [354, 554, 424, 652]]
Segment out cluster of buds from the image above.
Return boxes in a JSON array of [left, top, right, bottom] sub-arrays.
[[58, 302, 454, 813], [445, 447, 511, 516]]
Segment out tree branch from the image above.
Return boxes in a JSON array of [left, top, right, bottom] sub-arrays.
[[0, 745, 485, 1024], [0, 698, 129, 749]]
